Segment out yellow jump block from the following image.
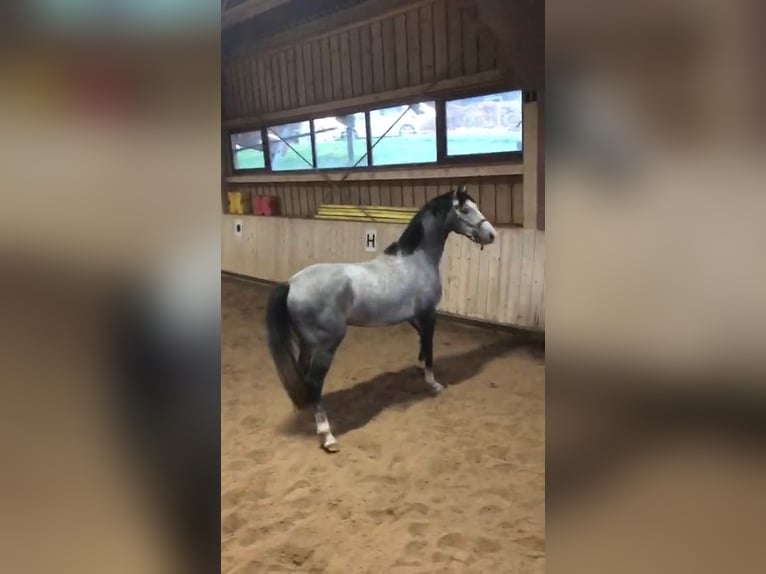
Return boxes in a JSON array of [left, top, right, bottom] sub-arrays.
[[227, 190, 252, 214], [316, 204, 417, 223]]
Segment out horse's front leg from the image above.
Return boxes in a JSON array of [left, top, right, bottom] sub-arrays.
[[417, 310, 444, 393], [314, 402, 338, 452]]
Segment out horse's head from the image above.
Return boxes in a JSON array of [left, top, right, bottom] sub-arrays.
[[448, 185, 497, 247]]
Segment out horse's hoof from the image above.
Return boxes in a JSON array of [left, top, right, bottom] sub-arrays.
[[322, 440, 340, 453], [429, 382, 445, 394]]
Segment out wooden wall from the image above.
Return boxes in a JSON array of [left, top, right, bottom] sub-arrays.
[[222, 0, 502, 122], [232, 175, 523, 224], [220, 0, 544, 329], [222, 215, 544, 329]]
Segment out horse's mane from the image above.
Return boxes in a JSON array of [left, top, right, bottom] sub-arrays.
[[383, 190, 472, 256]]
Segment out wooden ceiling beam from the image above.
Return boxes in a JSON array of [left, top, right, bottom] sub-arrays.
[[222, 0, 293, 29], [474, 0, 544, 89]]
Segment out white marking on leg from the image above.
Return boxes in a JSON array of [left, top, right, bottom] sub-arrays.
[[424, 367, 444, 393], [315, 408, 330, 435], [418, 358, 426, 370], [315, 406, 339, 451]]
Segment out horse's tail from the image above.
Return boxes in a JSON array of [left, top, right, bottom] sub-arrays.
[[265, 283, 310, 409]]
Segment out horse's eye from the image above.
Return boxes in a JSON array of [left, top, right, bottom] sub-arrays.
[[460, 206, 470, 214]]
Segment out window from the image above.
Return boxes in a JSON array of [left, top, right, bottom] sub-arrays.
[[446, 90, 522, 156], [267, 121, 313, 171], [230, 130, 265, 170], [369, 102, 436, 166], [314, 113, 368, 168], [228, 90, 523, 173]]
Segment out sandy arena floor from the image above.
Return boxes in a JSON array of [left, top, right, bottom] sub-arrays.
[[221, 277, 545, 573]]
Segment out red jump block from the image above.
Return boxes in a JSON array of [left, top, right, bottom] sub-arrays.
[[253, 195, 281, 216]]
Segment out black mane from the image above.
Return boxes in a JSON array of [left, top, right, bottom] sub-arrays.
[[383, 189, 473, 256]]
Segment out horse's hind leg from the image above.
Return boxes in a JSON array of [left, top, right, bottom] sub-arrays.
[[306, 344, 342, 452], [298, 339, 312, 376], [417, 310, 444, 393]]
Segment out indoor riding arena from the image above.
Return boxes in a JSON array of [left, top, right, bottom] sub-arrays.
[[221, 1, 544, 572]]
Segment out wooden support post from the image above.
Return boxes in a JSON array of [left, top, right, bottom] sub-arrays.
[[522, 93, 539, 229]]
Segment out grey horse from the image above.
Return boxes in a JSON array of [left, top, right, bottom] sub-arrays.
[[265, 186, 496, 451]]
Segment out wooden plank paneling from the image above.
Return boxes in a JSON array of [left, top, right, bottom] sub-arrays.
[[302, 43, 315, 105], [360, 25, 374, 94], [256, 59, 269, 112], [516, 231, 537, 324], [406, 8, 422, 86], [461, 4, 479, 76], [419, 4, 435, 84], [248, 59, 262, 113], [529, 232, 545, 326], [379, 183, 391, 206], [286, 48, 298, 109], [512, 181, 524, 226], [265, 55, 277, 111], [278, 52, 290, 110], [433, 0, 448, 81], [414, 182, 427, 207], [455, 233, 470, 316], [478, 24, 496, 72], [485, 221, 503, 319], [401, 183, 415, 207], [475, 234, 491, 318], [503, 229, 524, 324], [443, 232, 459, 314], [222, 217, 544, 328], [381, 17, 397, 91], [480, 181, 497, 224], [340, 32, 353, 99], [242, 59, 256, 114], [370, 182, 381, 205], [223, 0, 505, 121], [447, 0, 463, 78], [330, 35, 343, 100], [233, 61, 247, 117], [295, 46, 306, 107], [496, 181, 512, 226], [222, 67, 235, 118], [464, 233, 482, 317], [320, 38, 333, 101], [371, 20, 385, 92], [394, 14, 409, 89], [311, 41, 324, 104], [349, 28, 363, 97]]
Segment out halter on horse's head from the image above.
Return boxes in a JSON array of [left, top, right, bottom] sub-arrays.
[[448, 185, 496, 249]]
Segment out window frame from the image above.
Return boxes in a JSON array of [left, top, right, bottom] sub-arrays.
[[229, 127, 271, 173], [439, 88, 524, 164], [227, 87, 523, 175]]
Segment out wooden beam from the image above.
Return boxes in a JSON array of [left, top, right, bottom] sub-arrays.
[[225, 0, 425, 61], [223, 69, 511, 128], [522, 96, 539, 229], [226, 161, 523, 184], [222, 0, 293, 29], [474, 0, 544, 89]]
